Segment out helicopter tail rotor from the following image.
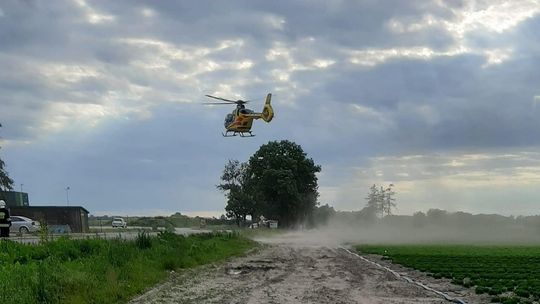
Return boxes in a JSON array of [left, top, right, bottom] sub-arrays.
[[261, 93, 274, 122]]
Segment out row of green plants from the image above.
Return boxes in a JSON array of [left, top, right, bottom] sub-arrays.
[[0, 231, 256, 304], [356, 245, 540, 304]]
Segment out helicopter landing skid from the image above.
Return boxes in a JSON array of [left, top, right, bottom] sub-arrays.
[[222, 131, 255, 137]]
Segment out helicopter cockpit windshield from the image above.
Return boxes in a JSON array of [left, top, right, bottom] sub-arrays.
[[224, 113, 234, 127]]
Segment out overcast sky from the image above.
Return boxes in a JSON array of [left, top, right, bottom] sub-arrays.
[[1, 0, 540, 217]]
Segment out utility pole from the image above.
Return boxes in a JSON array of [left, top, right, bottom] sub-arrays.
[[65, 186, 70, 206]]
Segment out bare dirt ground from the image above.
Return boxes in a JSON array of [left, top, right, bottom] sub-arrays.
[[129, 231, 490, 304]]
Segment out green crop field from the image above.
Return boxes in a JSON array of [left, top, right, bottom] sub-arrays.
[[356, 245, 540, 304]]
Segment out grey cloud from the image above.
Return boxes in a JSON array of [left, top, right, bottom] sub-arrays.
[[363, 151, 540, 182], [2, 0, 540, 215], [89, 0, 457, 51]]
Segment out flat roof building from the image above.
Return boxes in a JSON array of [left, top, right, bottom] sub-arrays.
[[10, 206, 89, 233]]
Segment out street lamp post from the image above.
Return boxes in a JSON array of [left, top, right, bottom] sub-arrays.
[[65, 186, 70, 206], [19, 184, 24, 206]]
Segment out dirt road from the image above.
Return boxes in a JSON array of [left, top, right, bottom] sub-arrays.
[[130, 232, 487, 304]]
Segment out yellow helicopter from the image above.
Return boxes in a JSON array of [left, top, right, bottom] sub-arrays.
[[204, 93, 274, 137]]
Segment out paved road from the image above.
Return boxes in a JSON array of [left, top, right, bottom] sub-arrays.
[[2, 227, 211, 244]]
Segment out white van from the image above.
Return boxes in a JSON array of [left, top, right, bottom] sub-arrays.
[[111, 217, 127, 228]]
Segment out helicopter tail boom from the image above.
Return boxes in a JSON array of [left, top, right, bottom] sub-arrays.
[[243, 93, 274, 122]]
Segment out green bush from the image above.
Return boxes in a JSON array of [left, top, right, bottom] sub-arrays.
[[135, 231, 152, 249]]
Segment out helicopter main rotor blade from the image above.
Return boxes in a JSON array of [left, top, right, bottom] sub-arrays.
[[202, 102, 236, 105], [205, 95, 237, 102]]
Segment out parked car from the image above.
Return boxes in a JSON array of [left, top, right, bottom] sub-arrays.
[[10, 216, 40, 234], [112, 217, 127, 228]]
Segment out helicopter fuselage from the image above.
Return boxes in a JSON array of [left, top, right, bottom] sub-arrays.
[[224, 107, 255, 132]]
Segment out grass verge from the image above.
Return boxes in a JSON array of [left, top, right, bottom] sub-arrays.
[[237, 227, 285, 239], [0, 231, 256, 304]]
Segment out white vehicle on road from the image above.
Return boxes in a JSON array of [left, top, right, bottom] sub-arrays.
[[10, 216, 40, 234], [111, 217, 127, 228]]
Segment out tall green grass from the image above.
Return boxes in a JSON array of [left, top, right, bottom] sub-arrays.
[[0, 231, 255, 304]]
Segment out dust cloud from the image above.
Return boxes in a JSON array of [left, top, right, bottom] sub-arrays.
[[258, 212, 540, 247]]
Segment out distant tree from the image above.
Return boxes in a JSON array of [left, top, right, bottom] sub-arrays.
[[365, 183, 396, 218], [381, 184, 396, 216], [412, 211, 426, 228], [426, 209, 447, 219], [365, 184, 381, 216], [359, 205, 379, 222], [245, 140, 321, 228], [426, 208, 448, 224], [308, 203, 336, 227], [0, 123, 14, 191]]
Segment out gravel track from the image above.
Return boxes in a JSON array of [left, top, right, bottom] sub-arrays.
[[129, 232, 490, 304]]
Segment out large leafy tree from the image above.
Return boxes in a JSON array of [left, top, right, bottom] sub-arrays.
[[0, 123, 14, 191], [245, 140, 321, 228], [217, 159, 253, 226]]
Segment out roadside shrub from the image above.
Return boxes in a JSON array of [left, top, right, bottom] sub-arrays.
[[0, 263, 36, 303], [135, 231, 152, 249], [107, 241, 134, 267], [157, 230, 177, 243], [162, 258, 178, 271], [194, 232, 216, 240], [34, 260, 61, 303]]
